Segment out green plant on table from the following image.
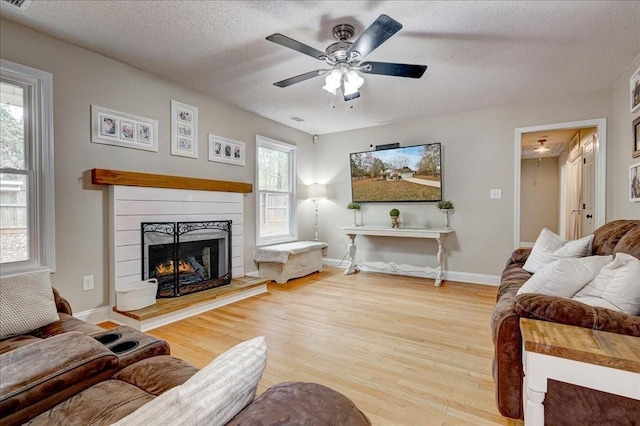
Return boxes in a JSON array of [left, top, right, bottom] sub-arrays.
[[347, 202, 361, 210], [389, 208, 400, 217], [437, 200, 454, 210]]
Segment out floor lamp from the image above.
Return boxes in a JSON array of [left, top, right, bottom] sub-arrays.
[[308, 183, 327, 241]]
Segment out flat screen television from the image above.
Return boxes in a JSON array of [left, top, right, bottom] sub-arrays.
[[349, 143, 442, 203]]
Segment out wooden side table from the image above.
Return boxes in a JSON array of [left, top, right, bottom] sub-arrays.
[[520, 318, 640, 425]]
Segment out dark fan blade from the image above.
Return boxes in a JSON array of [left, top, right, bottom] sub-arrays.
[[347, 14, 402, 59], [343, 90, 360, 101], [360, 61, 427, 78], [273, 70, 327, 88], [266, 33, 326, 60]]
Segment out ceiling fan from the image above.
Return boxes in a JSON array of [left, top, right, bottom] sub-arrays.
[[266, 14, 428, 101]]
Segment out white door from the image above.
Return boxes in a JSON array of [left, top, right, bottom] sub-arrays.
[[566, 157, 582, 240], [582, 136, 595, 236], [559, 164, 567, 238]]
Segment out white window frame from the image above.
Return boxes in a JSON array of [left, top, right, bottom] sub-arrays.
[[255, 135, 297, 246], [0, 59, 55, 276]]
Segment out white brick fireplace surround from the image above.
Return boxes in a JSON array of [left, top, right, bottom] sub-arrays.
[[90, 169, 263, 330]]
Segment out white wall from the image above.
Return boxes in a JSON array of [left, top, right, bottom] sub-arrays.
[[0, 19, 313, 312], [313, 91, 617, 278], [610, 56, 640, 219], [2, 18, 637, 311]]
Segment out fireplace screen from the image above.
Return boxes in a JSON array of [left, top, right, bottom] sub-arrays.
[[142, 221, 232, 297]]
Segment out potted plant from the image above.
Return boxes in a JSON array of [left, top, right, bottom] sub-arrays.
[[437, 200, 454, 210], [347, 202, 361, 226], [436, 200, 454, 229], [389, 208, 400, 228]]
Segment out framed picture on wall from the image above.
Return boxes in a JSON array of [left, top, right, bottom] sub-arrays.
[[633, 116, 640, 158], [631, 66, 640, 114], [171, 100, 198, 158], [208, 134, 245, 166], [630, 161, 640, 202], [91, 105, 158, 152]]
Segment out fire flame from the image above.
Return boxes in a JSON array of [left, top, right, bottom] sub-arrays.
[[155, 260, 194, 276]]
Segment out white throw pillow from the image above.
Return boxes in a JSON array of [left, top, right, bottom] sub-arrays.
[[523, 228, 594, 273], [0, 270, 60, 339], [113, 336, 267, 426], [572, 253, 640, 314], [518, 255, 612, 297]]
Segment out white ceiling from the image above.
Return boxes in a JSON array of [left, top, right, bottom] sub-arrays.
[[520, 128, 582, 159], [2, 1, 639, 135]]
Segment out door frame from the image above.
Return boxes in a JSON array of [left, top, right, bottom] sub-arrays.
[[559, 163, 567, 238], [514, 118, 606, 250]]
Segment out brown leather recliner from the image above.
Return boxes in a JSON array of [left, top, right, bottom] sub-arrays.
[[1, 288, 370, 425]]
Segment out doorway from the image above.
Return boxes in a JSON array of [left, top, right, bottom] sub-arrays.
[[514, 119, 606, 249]]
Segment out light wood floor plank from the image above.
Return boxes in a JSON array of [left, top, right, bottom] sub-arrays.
[[108, 267, 522, 425]]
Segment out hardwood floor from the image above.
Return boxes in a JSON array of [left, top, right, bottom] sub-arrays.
[[128, 267, 523, 425]]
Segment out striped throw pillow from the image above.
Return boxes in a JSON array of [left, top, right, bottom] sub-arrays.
[[113, 336, 267, 426]]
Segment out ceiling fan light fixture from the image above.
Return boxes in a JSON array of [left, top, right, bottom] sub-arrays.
[[343, 70, 364, 96], [534, 139, 550, 153], [323, 69, 342, 94]]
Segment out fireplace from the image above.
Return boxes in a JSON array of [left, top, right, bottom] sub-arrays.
[[142, 221, 232, 297]]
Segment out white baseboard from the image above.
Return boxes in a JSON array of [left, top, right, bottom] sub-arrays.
[[447, 271, 499, 286], [73, 306, 111, 324], [245, 270, 260, 278], [323, 257, 499, 286]]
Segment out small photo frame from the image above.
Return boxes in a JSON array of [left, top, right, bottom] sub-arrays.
[[633, 116, 640, 158], [171, 100, 198, 159], [137, 123, 151, 144], [100, 115, 118, 138], [208, 134, 245, 166], [631, 66, 640, 114], [630, 161, 640, 202], [120, 121, 135, 141], [91, 105, 158, 152]]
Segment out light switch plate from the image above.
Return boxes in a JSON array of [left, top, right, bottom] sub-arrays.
[[490, 189, 502, 199], [83, 275, 94, 291]]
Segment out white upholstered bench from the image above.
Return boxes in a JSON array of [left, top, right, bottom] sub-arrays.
[[254, 241, 328, 284]]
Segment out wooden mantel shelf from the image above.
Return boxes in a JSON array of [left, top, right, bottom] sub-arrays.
[[91, 168, 252, 193]]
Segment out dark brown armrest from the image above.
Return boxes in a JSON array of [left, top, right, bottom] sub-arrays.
[[506, 248, 531, 267], [52, 287, 73, 315], [514, 293, 640, 337], [0, 332, 118, 425]]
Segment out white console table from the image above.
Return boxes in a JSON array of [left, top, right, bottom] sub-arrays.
[[339, 226, 455, 286]]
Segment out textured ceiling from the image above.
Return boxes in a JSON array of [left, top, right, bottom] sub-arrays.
[[1, 1, 639, 135]]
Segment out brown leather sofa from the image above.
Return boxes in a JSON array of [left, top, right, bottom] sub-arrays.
[[491, 220, 640, 425], [0, 289, 370, 425]]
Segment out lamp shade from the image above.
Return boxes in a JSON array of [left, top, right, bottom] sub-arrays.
[[308, 183, 327, 199]]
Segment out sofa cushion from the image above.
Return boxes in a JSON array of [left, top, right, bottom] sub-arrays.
[[112, 336, 267, 426], [517, 255, 612, 297], [513, 293, 640, 336], [592, 220, 640, 256], [0, 271, 59, 339], [572, 253, 640, 314], [227, 382, 371, 426], [28, 356, 198, 426], [614, 224, 640, 259], [26, 380, 155, 426], [523, 228, 593, 273]]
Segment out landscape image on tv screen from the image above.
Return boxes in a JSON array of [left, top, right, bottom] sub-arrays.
[[350, 143, 442, 203]]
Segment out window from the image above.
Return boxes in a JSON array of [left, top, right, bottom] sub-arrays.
[[256, 135, 297, 246], [0, 59, 54, 276]]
